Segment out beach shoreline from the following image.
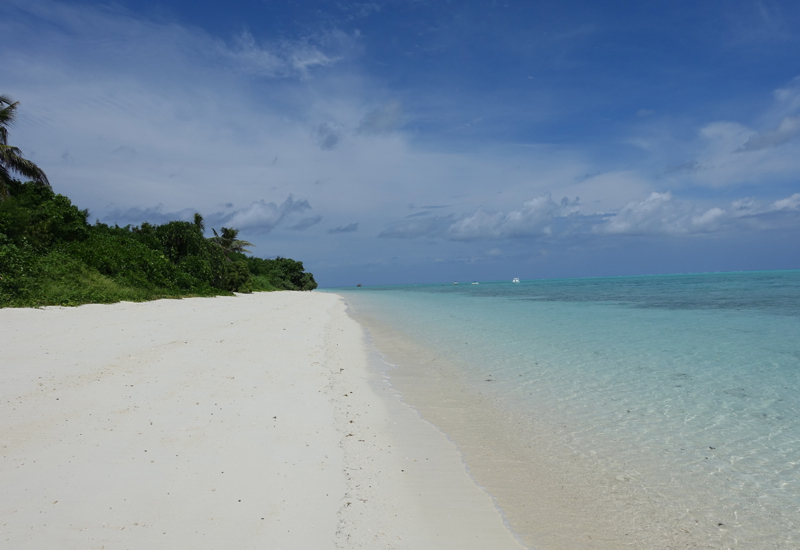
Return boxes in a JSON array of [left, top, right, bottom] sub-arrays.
[[341, 295, 645, 550], [0, 292, 523, 549], [335, 287, 781, 550]]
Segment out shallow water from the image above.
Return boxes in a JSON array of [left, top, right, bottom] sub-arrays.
[[327, 271, 800, 549]]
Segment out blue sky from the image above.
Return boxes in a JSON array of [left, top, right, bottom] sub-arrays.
[[2, 0, 800, 286]]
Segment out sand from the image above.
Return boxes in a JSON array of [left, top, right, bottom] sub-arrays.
[[0, 292, 525, 549]]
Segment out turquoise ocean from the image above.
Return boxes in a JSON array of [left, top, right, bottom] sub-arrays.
[[328, 270, 800, 549]]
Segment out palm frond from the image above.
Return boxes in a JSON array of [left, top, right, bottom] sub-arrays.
[[0, 98, 18, 145], [0, 95, 49, 199], [0, 144, 50, 187], [230, 239, 255, 254], [207, 227, 254, 259]]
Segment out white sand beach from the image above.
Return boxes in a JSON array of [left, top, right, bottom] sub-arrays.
[[0, 292, 525, 549]]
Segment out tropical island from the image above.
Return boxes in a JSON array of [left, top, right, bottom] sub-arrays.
[[0, 94, 316, 308]]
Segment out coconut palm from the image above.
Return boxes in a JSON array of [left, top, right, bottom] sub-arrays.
[[1, 94, 50, 200], [209, 227, 255, 260]]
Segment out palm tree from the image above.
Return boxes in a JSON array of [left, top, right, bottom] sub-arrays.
[[209, 227, 255, 260], [193, 212, 205, 232], [1, 94, 50, 200]]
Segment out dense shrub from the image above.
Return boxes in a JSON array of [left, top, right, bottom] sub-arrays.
[[0, 181, 89, 248], [65, 231, 182, 289], [246, 256, 318, 291], [86, 221, 230, 291], [0, 180, 318, 307], [0, 234, 36, 303]]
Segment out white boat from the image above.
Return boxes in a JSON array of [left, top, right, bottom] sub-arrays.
[[512, 277, 520, 283], [452, 282, 458, 285], [471, 282, 479, 285]]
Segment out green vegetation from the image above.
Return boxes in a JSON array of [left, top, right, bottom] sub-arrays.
[[209, 226, 255, 259], [0, 181, 317, 308], [246, 256, 319, 291]]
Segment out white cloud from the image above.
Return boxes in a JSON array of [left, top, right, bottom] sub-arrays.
[[660, 118, 800, 188], [379, 194, 570, 241], [381, 190, 800, 241], [633, 77, 800, 189], [224, 196, 311, 234], [698, 121, 752, 151], [691, 207, 726, 227], [598, 191, 800, 235], [598, 192, 732, 235], [600, 192, 681, 234], [771, 193, 800, 211], [738, 115, 800, 152], [445, 193, 577, 241]]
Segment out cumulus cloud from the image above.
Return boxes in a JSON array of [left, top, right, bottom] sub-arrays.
[[596, 191, 800, 234], [224, 196, 311, 234], [380, 191, 800, 241], [601, 192, 672, 234], [445, 194, 580, 241], [328, 222, 359, 234], [381, 194, 582, 241], [598, 192, 728, 235]]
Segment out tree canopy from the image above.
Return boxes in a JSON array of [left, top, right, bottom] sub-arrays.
[[209, 226, 255, 260]]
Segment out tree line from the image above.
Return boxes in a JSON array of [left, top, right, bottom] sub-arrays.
[[0, 95, 316, 308]]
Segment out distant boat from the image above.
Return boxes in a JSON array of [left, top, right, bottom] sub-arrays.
[[471, 282, 479, 285], [512, 277, 520, 283], [453, 282, 458, 285]]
